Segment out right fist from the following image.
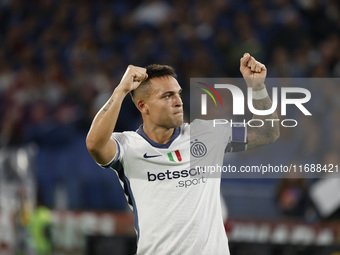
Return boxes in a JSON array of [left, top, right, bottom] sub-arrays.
[[118, 65, 148, 94]]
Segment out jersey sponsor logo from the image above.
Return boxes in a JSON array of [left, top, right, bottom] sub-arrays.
[[147, 168, 206, 188], [147, 168, 198, 181], [167, 150, 182, 162], [190, 140, 207, 158], [143, 153, 162, 159]]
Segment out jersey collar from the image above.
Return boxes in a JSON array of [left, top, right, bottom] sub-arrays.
[[136, 125, 180, 149]]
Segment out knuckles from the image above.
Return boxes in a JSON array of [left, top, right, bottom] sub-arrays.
[[127, 65, 147, 74]]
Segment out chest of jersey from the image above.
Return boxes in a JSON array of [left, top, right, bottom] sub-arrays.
[[120, 131, 226, 191]]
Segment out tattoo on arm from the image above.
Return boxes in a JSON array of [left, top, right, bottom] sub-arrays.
[[101, 99, 114, 118], [247, 96, 280, 150], [104, 99, 114, 112]]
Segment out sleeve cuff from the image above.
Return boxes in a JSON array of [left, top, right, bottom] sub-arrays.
[[97, 139, 120, 168], [227, 123, 248, 152], [231, 123, 247, 143]]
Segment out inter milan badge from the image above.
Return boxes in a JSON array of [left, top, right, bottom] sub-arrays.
[[190, 139, 207, 158]]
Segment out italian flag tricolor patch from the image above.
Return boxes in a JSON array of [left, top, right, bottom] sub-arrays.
[[167, 150, 182, 162]]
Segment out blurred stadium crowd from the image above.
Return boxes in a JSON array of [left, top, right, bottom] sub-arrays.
[[0, 0, 339, 218]]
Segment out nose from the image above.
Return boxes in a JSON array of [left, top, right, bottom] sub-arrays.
[[174, 94, 183, 107]]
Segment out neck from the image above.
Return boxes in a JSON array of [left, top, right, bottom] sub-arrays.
[[142, 124, 175, 144]]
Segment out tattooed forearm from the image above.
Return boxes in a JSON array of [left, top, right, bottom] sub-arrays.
[[247, 96, 280, 150], [103, 99, 114, 112], [101, 99, 114, 118]]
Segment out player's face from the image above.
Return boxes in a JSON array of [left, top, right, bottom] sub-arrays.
[[145, 77, 183, 129]]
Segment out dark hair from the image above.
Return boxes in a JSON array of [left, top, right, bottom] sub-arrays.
[[130, 64, 177, 98], [145, 64, 177, 80]]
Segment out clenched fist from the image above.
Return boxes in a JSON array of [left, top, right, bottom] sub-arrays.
[[117, 65, 148, 94], [240, 53, 267, 90]]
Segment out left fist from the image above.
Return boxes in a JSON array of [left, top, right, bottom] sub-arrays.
[[240, 53, 267, 90]]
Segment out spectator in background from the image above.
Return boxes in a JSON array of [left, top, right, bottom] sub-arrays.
[[275, 175, 312, 219]]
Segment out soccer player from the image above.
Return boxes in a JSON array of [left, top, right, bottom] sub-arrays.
[[86, 53, 279, 254]]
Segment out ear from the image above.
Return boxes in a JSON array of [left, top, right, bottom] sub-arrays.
[[137, 99, 149, 114]]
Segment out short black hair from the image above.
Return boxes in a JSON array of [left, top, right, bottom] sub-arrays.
[[130, 64, 177, 98], [145, 64, 177, 80]]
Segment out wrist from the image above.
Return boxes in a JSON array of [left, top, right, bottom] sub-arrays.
[[114, 86, 130, 97], [251, 86, 268, 100], [251, 83, 266, 91]]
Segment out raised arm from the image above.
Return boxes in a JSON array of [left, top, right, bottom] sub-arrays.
[[86, 65, 147, 165], [239, 53, 280, 150]]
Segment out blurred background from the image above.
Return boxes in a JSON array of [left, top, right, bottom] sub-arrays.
[[0, 0, 339, 254]]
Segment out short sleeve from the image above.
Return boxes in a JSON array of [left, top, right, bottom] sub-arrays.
[[97, 133, 125, 168]]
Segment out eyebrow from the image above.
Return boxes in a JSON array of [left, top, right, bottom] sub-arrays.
[[161, 89, 182, 96]]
